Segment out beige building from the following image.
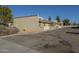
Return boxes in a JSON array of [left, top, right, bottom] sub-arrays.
[[13, 15, 62, 33]]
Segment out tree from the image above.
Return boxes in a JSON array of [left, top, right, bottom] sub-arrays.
[[73, 22, 77, 25], [56, 16, 61, 23], [63, 19, 71, 25], [0, 5, 13, 26], [48, 16, 52, 21], [77, 23, 79, 27]]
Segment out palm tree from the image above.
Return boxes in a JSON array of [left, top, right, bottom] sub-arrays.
[[48, 16, 52, 22], [56, 16, 61, 23]]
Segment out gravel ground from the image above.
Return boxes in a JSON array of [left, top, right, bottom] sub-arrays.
[[2, 27, 79, 53]]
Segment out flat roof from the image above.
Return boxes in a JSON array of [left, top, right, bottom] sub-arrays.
[[14, 15, 38, 19]]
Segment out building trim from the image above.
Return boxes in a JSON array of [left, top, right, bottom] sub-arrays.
[[14, 15, 38, 19]]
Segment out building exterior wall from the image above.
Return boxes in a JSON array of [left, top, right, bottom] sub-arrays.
[[39, 23, 51, 31], [44, 24, 51, 31], [51, 24, 63, 30], [14, 16, 44, 33], [13, 15, 63, 33]]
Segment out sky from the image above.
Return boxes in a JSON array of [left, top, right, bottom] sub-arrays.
[[8, 5, 79, 23]]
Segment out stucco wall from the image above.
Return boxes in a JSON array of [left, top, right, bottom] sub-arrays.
[[13, 15, 63, 33], [14, 16, 44, 33]]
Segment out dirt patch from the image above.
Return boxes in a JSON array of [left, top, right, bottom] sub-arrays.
[[2, 27, 78, 53], [32, 40, 74, 53], [66, 32, 79, 34]]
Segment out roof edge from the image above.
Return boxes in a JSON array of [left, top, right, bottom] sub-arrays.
[[14, 15, 38, 19]]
